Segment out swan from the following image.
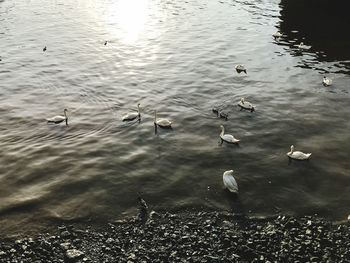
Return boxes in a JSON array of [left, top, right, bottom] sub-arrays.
[[235, 64, 247, 74], [47, 109, 68, 125], [272, 31, 282, 39], [297, 42, 311, 50], [220, 125, 240, 144], [223, 170, 238, 193], [322, 76, 332, 86], [154, 110, 172, 128], [287, 145, 312, 160], [122, 104, 141, 121], [237, 98, 255, 112]]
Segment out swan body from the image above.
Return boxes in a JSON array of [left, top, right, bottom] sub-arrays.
[[235, 64, 247, 74], [298, 42, 311, 50], [273, 31, 282, 39], [322, 76, 332, 86], [223, 170, 238, 193], [122, 104, 141, 121], [220, 125, 240, 144], [287, 145, 312, 160], [47, 109, 68, 125], [154, 110, 172, 128], [238, 98, 255, 112]]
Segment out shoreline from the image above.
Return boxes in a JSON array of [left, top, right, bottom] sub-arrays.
[[0, 211, 349, 262]]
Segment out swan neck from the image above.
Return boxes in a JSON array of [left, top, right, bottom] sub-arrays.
[[154, 111, 157, 123], [220, 127, 224, 136]]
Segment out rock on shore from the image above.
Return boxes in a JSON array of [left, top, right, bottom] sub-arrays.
[[0, 211, 349, 262]]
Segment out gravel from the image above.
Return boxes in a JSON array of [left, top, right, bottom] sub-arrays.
[[0, 211, 349, 262]]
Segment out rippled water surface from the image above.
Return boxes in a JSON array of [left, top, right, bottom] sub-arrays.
[[0, 0, 349, 234]]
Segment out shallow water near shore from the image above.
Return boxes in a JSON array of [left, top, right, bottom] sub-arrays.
[[0, 0, 349, 234]]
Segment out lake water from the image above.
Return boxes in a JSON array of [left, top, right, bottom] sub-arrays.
[[0, 0, 349, 234]]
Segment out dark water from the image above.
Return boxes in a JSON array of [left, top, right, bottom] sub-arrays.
[[0, 0, 349, 234]]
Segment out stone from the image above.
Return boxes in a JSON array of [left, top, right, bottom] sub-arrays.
[[66, 249, 84, 261]]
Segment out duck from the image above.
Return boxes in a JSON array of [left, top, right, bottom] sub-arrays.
[[220, 125, 240, 144], [237, 97, 255, 112], [43, 46, 47, 52], [104, 41, 108, 46], [272, 31, 282, 39], [212, 106, 220, 116], [223, 170, 238, 193], [122, 103, 141, 121], [219, 111, 228, 120], [154, 110, 172, 128], [287, 145, 312, 160], [322, 76, 332, 86], [235, 64, 247, 74], [47, 109, 68, 125], [297, 42, 310, 50]]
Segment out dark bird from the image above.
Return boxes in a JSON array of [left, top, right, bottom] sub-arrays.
[[104, 41, 108, 46], [137, 196, 149, 225], [43, 46, 47, 52]]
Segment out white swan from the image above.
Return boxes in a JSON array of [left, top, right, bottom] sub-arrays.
[[47, 109, 68, 125], [297, 42, 311, 50], [322, 76, 332, 86], [272, 31, 282, 39], [122, 103, 141, 121], [220, 125, 240, 144], [287, 145, 312, 160], [154, 110, 172, 128], [235, 64, 247, 74], [237, 98, 255, 112], [223, 170, 238, 193]]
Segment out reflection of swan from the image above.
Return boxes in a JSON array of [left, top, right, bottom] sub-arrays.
[[297, 42, 311, 50], [223, 170, 238, 193], [287, 145, 311, 160], [235, 64, 247, 74], [47, 109, 68, 125], [237, 98, 255, 112], [154, 110, 172, 128], [122, 104, 140, 121], [322, 76, 332, 86], [220, 125, 240, 144]]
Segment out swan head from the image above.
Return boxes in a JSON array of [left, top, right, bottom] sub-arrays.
[[226, 170, 234, 175], [220, 125, 224, 130], [290, 145, 294, 153]]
